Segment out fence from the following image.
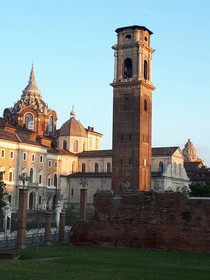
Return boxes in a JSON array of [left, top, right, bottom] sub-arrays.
[[0, 210, 71, 251]]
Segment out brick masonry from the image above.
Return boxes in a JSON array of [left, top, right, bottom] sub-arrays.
[[71, 191, 210, 252]]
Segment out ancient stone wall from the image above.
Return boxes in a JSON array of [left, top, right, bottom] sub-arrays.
[[71, 191, 210, 252]]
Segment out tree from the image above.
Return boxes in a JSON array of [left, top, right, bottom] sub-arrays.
[[0, 171, 6, 212], [189, 181, 210, 197]]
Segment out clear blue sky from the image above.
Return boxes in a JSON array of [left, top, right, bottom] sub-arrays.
[[0, 0, 210, 165]]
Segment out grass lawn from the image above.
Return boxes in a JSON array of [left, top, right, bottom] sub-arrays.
[[0, 245, 210, 280]]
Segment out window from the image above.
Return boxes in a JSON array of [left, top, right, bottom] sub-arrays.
[[10, 151, 14, 159], [30, 168, 34, 183], [31, 154, 35, 162], [1, 149, 5, 158], [95, 163, 99, 173], [48, 160, 52, 168], [124, 58, 132, 78], [82, 163, 86, 173], [29, 192, 35, 210], [71, 189, 74, 196], [129, 158, 133, 164], [49, 115, 54, 134], [39, 174, 42, 184], [54, 173, 57, 187], [63, 140, 67, 150], [25, 113, 34, 130], [55, 161, 57, 168], [40, 155, 43, 163], [39, 196, 42, 204], [23, 152, 27, 161], [74, 140, 78, 152], [9, 171, 13, 182], [107, 162, 111, 173], [129, 134, 132, 140], [125, 34, 131, 40], [144, 99, 147, 111], [144, 60, 148, 80], [48, 175, 51, 186], [159, 161, 163, 173]]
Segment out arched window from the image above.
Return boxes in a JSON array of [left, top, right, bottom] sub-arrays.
[[159, 161, 163, 173], [144, 60, 148, 80], [144, 99, 147, 111], [49, 115, 54, 134], [63, 140, 67, 150], [124, 58, 132, 78], [25, 113, 34, 130], [29, 192, 35, 210], [74, 140, 78, 152], [54, 173, 57, 187], [48, 175, 51, 186], [107, 162, 111, 173], [82, 163, 86, 173], [30, 167, 34, 183], [95, 163, 99, 173]]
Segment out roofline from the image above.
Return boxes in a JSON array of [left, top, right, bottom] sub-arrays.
[[115, 25, 153, 35]]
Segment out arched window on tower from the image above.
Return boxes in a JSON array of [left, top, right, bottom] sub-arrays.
[[124, 58, 132, 78], [63, 140, 67, 150], [25, 113, 34, 130], [49, 115, 54, 134], [159, 161, 163, 173], [95, 163, 99, 173], [144, 99, 147, 111], [144, 60, 148, 80]]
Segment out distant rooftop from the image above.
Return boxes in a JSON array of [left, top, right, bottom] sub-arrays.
[[115, 25, 153, 35]]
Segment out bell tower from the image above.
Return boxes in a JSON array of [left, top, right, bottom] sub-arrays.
[[111, 25, 155, 194]]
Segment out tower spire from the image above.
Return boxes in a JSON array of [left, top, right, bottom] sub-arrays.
[[28, 64, 36, 85]]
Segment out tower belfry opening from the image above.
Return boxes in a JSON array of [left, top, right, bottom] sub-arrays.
[[124, 58, 132, 78]]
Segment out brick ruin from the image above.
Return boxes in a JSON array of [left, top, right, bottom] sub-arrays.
[[71, 191, 210, 252]]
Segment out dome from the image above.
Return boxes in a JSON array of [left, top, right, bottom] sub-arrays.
[[59, 117, 87, 137]]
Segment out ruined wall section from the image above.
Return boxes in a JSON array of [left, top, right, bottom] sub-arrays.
[[71, 191, 210, 252]]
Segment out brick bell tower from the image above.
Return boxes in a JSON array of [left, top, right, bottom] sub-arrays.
[[111, 25, 155, 194]]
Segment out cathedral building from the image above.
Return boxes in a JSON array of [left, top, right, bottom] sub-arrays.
[[0, 26, 190, 213]]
